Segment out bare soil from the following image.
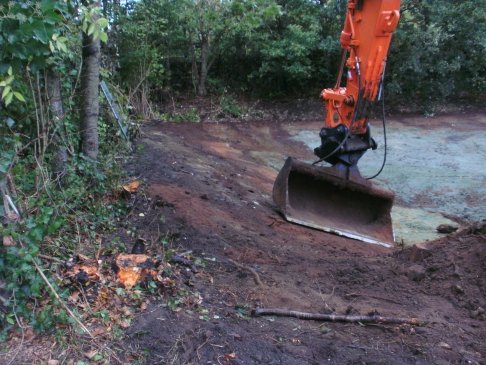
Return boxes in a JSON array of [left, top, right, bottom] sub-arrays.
[[122, 114, 486, 365]]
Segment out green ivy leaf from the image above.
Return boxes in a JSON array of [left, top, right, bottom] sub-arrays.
[[47, 218, 64, 235], [40, 0, 56, 12], [57, 40, 68, 53], [99, 32, 108, 43], [4, 91, 13, 106], [29, 227, 44, 242], [2, 86, 11, 99], [13, 92, 26, 103], [98, 18, 109, 29], [87, 23, 96, 36], [33, 25, 49, 44]]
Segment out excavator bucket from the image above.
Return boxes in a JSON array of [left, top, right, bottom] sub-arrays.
[[273, 157, 395, 247]]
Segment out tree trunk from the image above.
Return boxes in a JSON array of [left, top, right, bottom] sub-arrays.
[[80, 2, 101, 161], [197, 33, 209, 97], [191, 41, 199, 94], [46, 69, 68, 184]]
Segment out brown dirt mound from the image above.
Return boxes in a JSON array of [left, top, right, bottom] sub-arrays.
[[400, 225, 486, 320]]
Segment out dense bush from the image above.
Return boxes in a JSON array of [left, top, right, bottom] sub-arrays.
[[117, 0, 485, 107], [388, 0, 486, 105], [0, 0, 121, 338]]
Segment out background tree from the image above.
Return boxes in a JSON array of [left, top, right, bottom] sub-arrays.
[[117, 0, 485, 108]]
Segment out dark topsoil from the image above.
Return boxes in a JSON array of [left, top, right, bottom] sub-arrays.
[[121, 114, 485, 365]]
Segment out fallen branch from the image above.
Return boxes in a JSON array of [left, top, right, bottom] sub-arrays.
[[253, 307, 423, 326], [228, 259, 263, 287]]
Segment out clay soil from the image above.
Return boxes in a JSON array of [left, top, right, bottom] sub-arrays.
[[123, 112, 485, 365]]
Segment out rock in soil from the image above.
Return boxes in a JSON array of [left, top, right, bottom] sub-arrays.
[[436, 224, 459, 234]]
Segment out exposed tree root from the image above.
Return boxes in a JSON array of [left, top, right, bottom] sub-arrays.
[[253, 307, 423, 326], [228, 259, 263, 287]]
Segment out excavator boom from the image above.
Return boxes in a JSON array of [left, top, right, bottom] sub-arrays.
[[273, 0, 400, 246]]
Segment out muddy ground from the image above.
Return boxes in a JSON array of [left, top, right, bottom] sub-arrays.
[[122, 110, 486, 365]]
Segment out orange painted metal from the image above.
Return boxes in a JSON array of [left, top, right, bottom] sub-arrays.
[[322, 0, 400, 134]]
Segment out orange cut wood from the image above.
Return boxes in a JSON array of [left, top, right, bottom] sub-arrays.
[[115, 253, 157, 288], [123, 180, 141, 193]]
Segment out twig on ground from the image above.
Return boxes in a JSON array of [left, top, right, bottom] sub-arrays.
[[228, 258, 263, 287], [31, 259, 93, 337], [38, 254, 64, 264], [253, 307, 423, 326], [196, 334, 210, 361]]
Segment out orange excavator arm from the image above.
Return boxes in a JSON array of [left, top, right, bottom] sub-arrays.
[[272, 0, 401, 246], [314, 0, 400, 175]]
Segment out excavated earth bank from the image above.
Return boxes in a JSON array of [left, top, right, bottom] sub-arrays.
[[123, 111, 485, 365]]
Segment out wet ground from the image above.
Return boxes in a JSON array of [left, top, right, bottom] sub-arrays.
[[123, 110, 486, 364]]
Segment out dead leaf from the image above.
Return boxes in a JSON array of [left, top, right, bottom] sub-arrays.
[[224, 352, 237, 361], [121, 306, 132, 316], [90, 326, 106, 337], [3, 235, 15, 246], [157, 276, 176, 287], [5, 210, 20, 222], [84, 349, 99, 360], [66, 264, 100, 284], [119, 319, 131, 328], [228, 333, 241, 340], [24, 326, 35, 341], [123, 180, 141, 193], [47, 360, 60, 365], [68, 291, 80, 304]]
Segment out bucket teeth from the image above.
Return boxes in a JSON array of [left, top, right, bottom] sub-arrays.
[[273, 157, 395, 247]]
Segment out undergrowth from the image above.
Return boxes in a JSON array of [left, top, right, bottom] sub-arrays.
[[161, 107, 200, 123], [0, 106, 130, 341]]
